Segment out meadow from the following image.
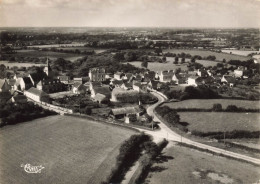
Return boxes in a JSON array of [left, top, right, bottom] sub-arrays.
[[221, 49, 260, 56], [147, 143, 260, 184], [163, 48, 251, 61], [127, 61, 188, 71], [10, 50, 84, 61], [0, 60, 45, 68], [56, 47, 107, 54], [178, 112, 260, 132], [163, 99, 260, 109], [0, 115, 135, 184]]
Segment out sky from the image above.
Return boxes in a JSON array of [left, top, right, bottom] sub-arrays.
[[0, 0, 259, 28]]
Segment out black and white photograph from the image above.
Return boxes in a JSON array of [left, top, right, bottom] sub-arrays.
[[0, 0, 260, 183]]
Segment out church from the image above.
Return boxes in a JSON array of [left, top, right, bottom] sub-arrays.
[[35, 58, 66, 93]]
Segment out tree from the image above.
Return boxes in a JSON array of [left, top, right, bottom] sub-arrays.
[[181, 57, 185, 64], [154, 48, 162, 56], [191, 57, 196, 63], [162, 56, 166, 62], [141, 61, 148, 68], [113, 52, 125, 62], [212, 103, 222, 112], [175, 68, 181, 74]]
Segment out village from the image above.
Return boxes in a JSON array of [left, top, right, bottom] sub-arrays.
[[0, 54, 256, 128]]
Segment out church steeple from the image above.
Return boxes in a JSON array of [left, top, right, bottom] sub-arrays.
[[43, 57, 51, 76]]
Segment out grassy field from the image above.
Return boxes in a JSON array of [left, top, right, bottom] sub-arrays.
[[127, 61, 188, 71], [163, 49, 251, 61], [226, 138, 260, 150], [10, 50, 84, 61], [0, 115, 135, 184], [147, 143, 260, 184], [56, 47, 107, 54], [178, 112, 260, 132], [221, 49, 260, 56], [163, 99, 260, 109], [0, 61, 45, 68]]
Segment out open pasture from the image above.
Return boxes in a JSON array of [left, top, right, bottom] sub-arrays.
[[147, 144, 260, 184], [0, 115, 135, 184], [163, 49, 251, 61], [178, 112, 260, 132], [56, 47, 107, 54], [163, 99, 260, 109], [127, 61, 188, 71], [7, 50, 84, 62], [221, 49, 260, 56]]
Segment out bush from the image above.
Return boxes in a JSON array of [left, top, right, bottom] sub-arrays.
[[226, 105, 238, 112], [212, 103, 222, 112], [108, 133, 151, 183]]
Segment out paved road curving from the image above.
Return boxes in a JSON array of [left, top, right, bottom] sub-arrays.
[[137, 91, 260, 165]]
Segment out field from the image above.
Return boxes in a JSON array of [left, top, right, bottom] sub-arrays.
[[163, 49, 251, 61], [226, 138, 260, 150], [221, 49, 260, 56], [147, 143, 260, 184], [56, 47, 107, 54], [27, 43, 86, 48], [127, 61, 188, 71], [163, 99, 260, 109], [0, 61, 44, 68], [178, 112, 260, 132], [9, 50, 85, 61], [0, 115, 135, 184]]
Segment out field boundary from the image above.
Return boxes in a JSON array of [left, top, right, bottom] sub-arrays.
[[177, 142, 260, 167]]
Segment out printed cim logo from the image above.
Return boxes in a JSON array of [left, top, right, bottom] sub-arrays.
[[21, 164, 45, 173]]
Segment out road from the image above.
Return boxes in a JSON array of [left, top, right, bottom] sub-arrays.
[[137, 91, 260, 165]]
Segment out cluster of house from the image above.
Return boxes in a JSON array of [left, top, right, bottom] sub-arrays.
[[155, 66, 247, 88]]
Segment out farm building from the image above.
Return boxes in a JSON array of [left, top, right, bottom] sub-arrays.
[[110, 106, 142, 123], [24, 87, 49, 102]]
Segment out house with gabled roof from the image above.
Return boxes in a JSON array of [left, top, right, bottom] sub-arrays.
[[24, 87, 49, 102], [58, 76, 70, 84], [221, 75, 236, 87], [172, 73, 189, 85], [114, 72, 125, 80], [110, 106, 142, 120], [187, 76, 200, 86], [0, 79, 11, 92], [72, 82, 87, 94], [16, 77, 33, 91], [110, 79, 124, 88], [133, 82, 148, 92], [91, 85, 111, 99], [156, 70, 175, 82], [148, 80, 162, 90]]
